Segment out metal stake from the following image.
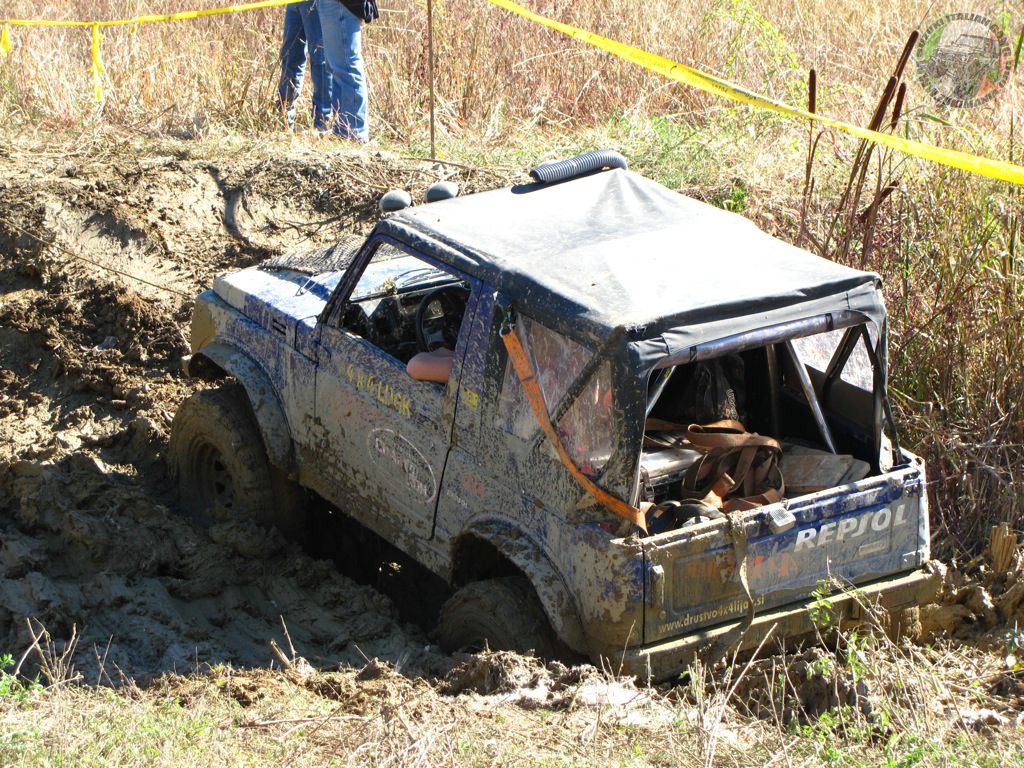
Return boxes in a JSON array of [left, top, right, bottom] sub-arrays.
[[427, 0, 436, 161]]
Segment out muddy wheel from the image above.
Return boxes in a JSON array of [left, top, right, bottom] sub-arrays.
[[435, 577, 556, 657], [168, 384, 304, 533]]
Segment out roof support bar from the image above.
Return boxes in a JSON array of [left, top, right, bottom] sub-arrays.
[[859, 325, 903, 464], [766, 344, 781, 438], [784, 340, 837, 454], [657, 310, 863, 369], [645, 366, 676, 417]]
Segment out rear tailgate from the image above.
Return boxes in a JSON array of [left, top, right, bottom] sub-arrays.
[[642, 457, 929, 645]]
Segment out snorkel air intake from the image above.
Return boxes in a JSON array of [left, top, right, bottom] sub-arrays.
[[529, 149, 628, 184]]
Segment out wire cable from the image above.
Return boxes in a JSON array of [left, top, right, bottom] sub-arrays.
[[0, 213, 192, 299]]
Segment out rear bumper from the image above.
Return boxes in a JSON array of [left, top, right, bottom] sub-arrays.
[[618, 567, 939, 683]]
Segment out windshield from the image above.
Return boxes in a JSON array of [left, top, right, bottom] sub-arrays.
[[350, 250, 456, 302]]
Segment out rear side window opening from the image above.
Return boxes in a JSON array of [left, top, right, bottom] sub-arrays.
[[640, 322, 886, 510], [492, 312, 894, 530], [497, 315, 615, 478]]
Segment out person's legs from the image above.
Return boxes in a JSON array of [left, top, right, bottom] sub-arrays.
[[316, 0, 369, 142], [298, 1, 331, 130], [277, 3, 308, 129]]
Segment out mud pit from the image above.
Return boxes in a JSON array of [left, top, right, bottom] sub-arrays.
[[3, 135, 1023, 702], [0, 136, 517, 681]]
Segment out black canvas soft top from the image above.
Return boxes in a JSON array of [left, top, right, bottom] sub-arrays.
[[376, 168, 886, 367]]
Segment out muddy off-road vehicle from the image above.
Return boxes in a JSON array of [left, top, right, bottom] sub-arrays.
[[171, 150, 936, 680]]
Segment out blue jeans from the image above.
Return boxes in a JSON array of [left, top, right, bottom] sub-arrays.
[[317, 0, 369, 141], [278, 1, 331, 130]]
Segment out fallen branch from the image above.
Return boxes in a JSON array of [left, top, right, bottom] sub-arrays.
[[237, 714, 370, 729]]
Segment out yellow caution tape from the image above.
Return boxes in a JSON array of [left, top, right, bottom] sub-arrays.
[[90, 25, 104, 103], [1, 0, 302, 101], [1, 0, 300, 28], [484, 0, 1024, 186]]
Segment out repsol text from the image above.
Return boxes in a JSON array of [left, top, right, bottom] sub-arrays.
[[794, 505, 909, 551]]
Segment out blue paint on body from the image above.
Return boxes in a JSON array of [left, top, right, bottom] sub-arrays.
[[184, 178, 930, 664]]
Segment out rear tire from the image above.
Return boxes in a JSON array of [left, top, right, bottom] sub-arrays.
[[435, 576, 556, 657], [168, 384, 304, 533]]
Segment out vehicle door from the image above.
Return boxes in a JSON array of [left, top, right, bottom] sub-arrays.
[[312, 238, 480, 543]]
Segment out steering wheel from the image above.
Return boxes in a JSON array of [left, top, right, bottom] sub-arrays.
[[414, 284, 469, 352]]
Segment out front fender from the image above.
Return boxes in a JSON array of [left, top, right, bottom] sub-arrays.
[[184, 340, 294, 472], [455, 520, 587, 654]]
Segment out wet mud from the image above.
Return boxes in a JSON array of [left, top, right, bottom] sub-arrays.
[[0, 137, 511, 681]]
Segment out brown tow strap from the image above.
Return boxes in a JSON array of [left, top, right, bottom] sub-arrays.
[[679, 419, 780, 659], [681, 419, 785, 512], [701, 514, 756, 663], [502, 326, 650, 533]]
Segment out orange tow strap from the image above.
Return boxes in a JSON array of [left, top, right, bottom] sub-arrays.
[[501, 327, 650, 533]]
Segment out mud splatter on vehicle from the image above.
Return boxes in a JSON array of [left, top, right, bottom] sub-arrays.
[[170, 148, 938, 681], [0, 136, 506, 680]]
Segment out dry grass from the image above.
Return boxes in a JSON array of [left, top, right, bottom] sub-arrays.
[[0, 0, 1016, 138], [2, 628, 1023, 767]]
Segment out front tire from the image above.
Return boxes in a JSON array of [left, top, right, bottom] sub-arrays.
[[168, 384, 303, 533], [435, 576, 556, 656]]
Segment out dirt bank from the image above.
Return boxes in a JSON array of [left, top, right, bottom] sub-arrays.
[[0, 134, 516, 681]]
